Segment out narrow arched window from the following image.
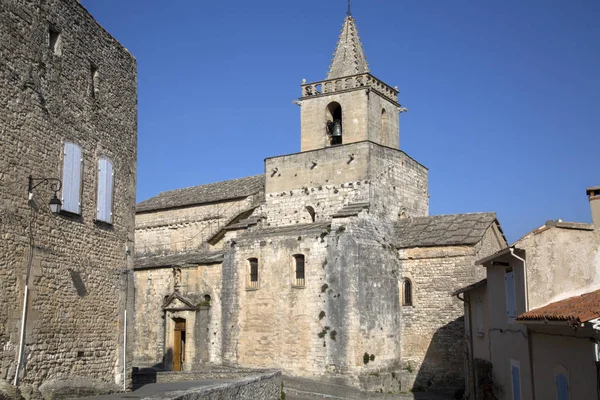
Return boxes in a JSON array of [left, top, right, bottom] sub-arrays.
[[306, 206, 316, 222], [293, 254, 305, 287], [247, 258, 259, 289], [403, 278, 413, 306], [90, 65, 99, 98], [381, 108, 389, 143]]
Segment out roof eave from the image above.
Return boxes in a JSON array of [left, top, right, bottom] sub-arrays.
[[475, 246, 525, 266]]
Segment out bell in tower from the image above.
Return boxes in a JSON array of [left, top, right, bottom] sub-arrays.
[[326, 102, 343, 146]]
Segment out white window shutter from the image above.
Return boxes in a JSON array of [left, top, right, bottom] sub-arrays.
[[61, 143, 82, 214], [505, 271, 517, 318], [96, 157, 113, 223]]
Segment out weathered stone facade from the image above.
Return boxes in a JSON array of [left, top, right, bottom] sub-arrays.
[[131, 13, 505, 395], [0, 0, 137, 392]]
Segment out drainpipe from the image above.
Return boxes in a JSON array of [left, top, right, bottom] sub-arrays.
[[457, 293, 477, 400], [123, 309, 127, 392], [14, 243, 34, 387], [509, 248, 535, 399], [509, 248, 528, 311], [13, 285, 29, 386]]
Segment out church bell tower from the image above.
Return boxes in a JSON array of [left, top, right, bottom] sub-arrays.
[[298, 11, 405, 152]]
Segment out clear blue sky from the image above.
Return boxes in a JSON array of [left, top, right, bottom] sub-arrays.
[[82, 0, 599, 244]]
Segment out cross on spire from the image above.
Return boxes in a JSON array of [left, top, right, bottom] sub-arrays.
[[347, 0, 351, 16]]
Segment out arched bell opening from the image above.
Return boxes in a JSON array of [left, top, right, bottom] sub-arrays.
[[326, 102, 343, 146]]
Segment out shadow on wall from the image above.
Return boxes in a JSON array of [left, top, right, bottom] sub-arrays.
[[132, 349, 172, 390], [412, 317, 466, 398]]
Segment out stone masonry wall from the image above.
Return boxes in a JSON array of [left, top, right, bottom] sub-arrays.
[[133, 264, 223, 369], [368, 144, 428, 218], [264, 141, 427, 226], [300, 90, 369, 151], [324, 216, 402, 383], [366, 91, 400, 149], [135, 198, 253, 256], [146, 370, 282, 400], [229, 227, 330, 376], [0, 0, 137, 389], [398, 226, 504, 393], [299, 87, 400, 151]]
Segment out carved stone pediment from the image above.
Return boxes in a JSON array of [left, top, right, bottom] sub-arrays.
[[162, 292, 196, 311]]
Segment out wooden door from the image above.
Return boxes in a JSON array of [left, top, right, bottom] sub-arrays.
[[173, 319, 186, 371]]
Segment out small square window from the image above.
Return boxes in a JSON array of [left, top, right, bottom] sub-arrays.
[[49, 27, 61, 55]]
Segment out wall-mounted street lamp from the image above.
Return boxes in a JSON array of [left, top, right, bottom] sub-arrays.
[[14, 175, 63, 386], [28, 175, 62, 214]]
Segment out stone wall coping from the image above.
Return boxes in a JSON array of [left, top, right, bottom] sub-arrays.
[[264, 140, 428, 171], [144, 370, 281, 400]]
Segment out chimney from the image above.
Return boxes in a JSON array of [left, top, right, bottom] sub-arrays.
[[587, 186, 600, 228]]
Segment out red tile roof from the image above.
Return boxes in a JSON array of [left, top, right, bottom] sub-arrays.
[[517, 289, 600, 324]]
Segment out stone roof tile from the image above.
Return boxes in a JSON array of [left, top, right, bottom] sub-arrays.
[[395, 212, 498, 248], [134, 251, 225, 270], [327, 15, 369, 79], [240, 222, 331, 239], [136, 175, 265, 213]]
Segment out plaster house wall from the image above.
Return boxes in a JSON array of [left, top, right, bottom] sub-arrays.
[[466, 284, 491, 363], [0, 0, 137, 389], [481, 257, 531, 400], [516, 226, 600, 309], [529, 325, 597, 400]]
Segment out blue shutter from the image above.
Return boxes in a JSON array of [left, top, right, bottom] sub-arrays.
[[96, 157, 113, 223], [511, 364, 521, 400], [505, 271, 517, 318], [556, 373, 569, 400], [61, 143, 82, 214], [476, 297, 484, 334]]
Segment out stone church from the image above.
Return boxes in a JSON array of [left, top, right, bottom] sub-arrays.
[[132, 12, 507, 394]]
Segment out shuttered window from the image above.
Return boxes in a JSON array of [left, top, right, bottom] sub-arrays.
[[556, 373, 569, 400], [476, 297, 484, 334], [96, 157, 114, 223], [505, 269, 517, 319], [510, 360, 522, 400], [61, 142, 83, 214]]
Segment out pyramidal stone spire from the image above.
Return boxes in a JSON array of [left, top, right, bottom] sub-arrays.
[[327, 15, 370, 80]]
